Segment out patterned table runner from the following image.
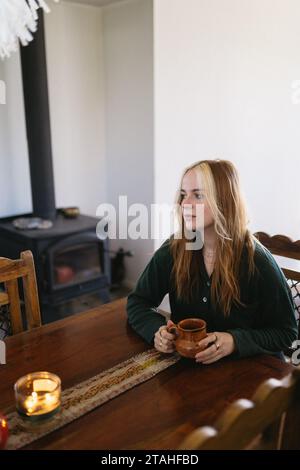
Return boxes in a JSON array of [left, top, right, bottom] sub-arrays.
[[6, 349, 180, 450]]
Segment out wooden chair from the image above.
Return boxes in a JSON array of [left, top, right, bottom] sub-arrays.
[[0, 251, 41, 335], [179, 366, 300, 450], [253, 232, 300, 357]]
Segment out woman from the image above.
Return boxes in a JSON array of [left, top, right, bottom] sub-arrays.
[[127, 160, 297, 363]]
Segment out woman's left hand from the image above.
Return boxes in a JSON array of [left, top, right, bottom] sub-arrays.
[[195, 332, 235, 364]]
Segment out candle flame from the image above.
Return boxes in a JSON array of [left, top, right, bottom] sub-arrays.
[[1, 418, 7, 428]]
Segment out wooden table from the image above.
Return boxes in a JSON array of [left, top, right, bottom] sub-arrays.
[[0, 299, 294, 450]]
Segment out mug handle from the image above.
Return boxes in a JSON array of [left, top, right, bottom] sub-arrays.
[[166, 323, 179, 337]]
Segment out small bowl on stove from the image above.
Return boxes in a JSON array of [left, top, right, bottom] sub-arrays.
[[60, 207, 80, 219]]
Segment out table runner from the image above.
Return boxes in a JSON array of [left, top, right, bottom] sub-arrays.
[[5, 349, 180, 450]]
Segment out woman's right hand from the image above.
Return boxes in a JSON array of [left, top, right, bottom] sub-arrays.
[[154, 320, 177, 353]]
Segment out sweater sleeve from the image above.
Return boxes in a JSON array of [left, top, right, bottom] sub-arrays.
[[126, 240, 173, 344], [228, 247, 298, 358]]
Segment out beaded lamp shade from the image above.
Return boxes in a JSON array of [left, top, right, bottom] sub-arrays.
[[0, 0, 59, 59]]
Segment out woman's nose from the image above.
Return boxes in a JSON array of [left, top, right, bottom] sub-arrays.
[[182, 195, 194, 206]]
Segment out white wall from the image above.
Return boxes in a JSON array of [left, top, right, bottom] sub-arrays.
[[154, 0, 300, 246], [0, 2, 106, 219], [0, 60, 11, 216], [0, 52, 31, 217], [103, 0, 154, 285], [45, 1, 106, 216]]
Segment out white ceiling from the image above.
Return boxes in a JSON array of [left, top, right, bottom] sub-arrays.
[[62, 0, 128, 7]]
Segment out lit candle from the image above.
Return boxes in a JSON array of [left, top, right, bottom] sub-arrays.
[[14, 372, 61, 421], [0, 413, 9, 449]]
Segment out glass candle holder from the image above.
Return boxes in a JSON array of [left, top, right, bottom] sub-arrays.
[[0, 413, 9, 449], [14, 372, 61, 422]]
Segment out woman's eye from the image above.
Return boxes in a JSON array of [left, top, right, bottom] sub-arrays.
[[180, 193, 204, 200]]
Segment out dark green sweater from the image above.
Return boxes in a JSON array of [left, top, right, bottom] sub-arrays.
[[126, 239, 298, 358]]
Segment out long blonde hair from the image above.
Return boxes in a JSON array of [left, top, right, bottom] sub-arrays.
[[170, 159, 256, 315]]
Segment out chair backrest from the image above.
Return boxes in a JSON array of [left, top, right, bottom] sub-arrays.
[[0, 251, 41, 335], [254, 232, 300, 354], [254, 232, 300, 281], [179, 367, 300, 450]]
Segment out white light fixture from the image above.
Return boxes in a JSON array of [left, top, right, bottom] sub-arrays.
[[0, 0, 59, 60]]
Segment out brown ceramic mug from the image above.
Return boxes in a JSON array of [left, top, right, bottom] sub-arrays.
[[167, 318, 207, 359]]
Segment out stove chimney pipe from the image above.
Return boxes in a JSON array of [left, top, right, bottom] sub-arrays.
[[20, 11, 56, 221]]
